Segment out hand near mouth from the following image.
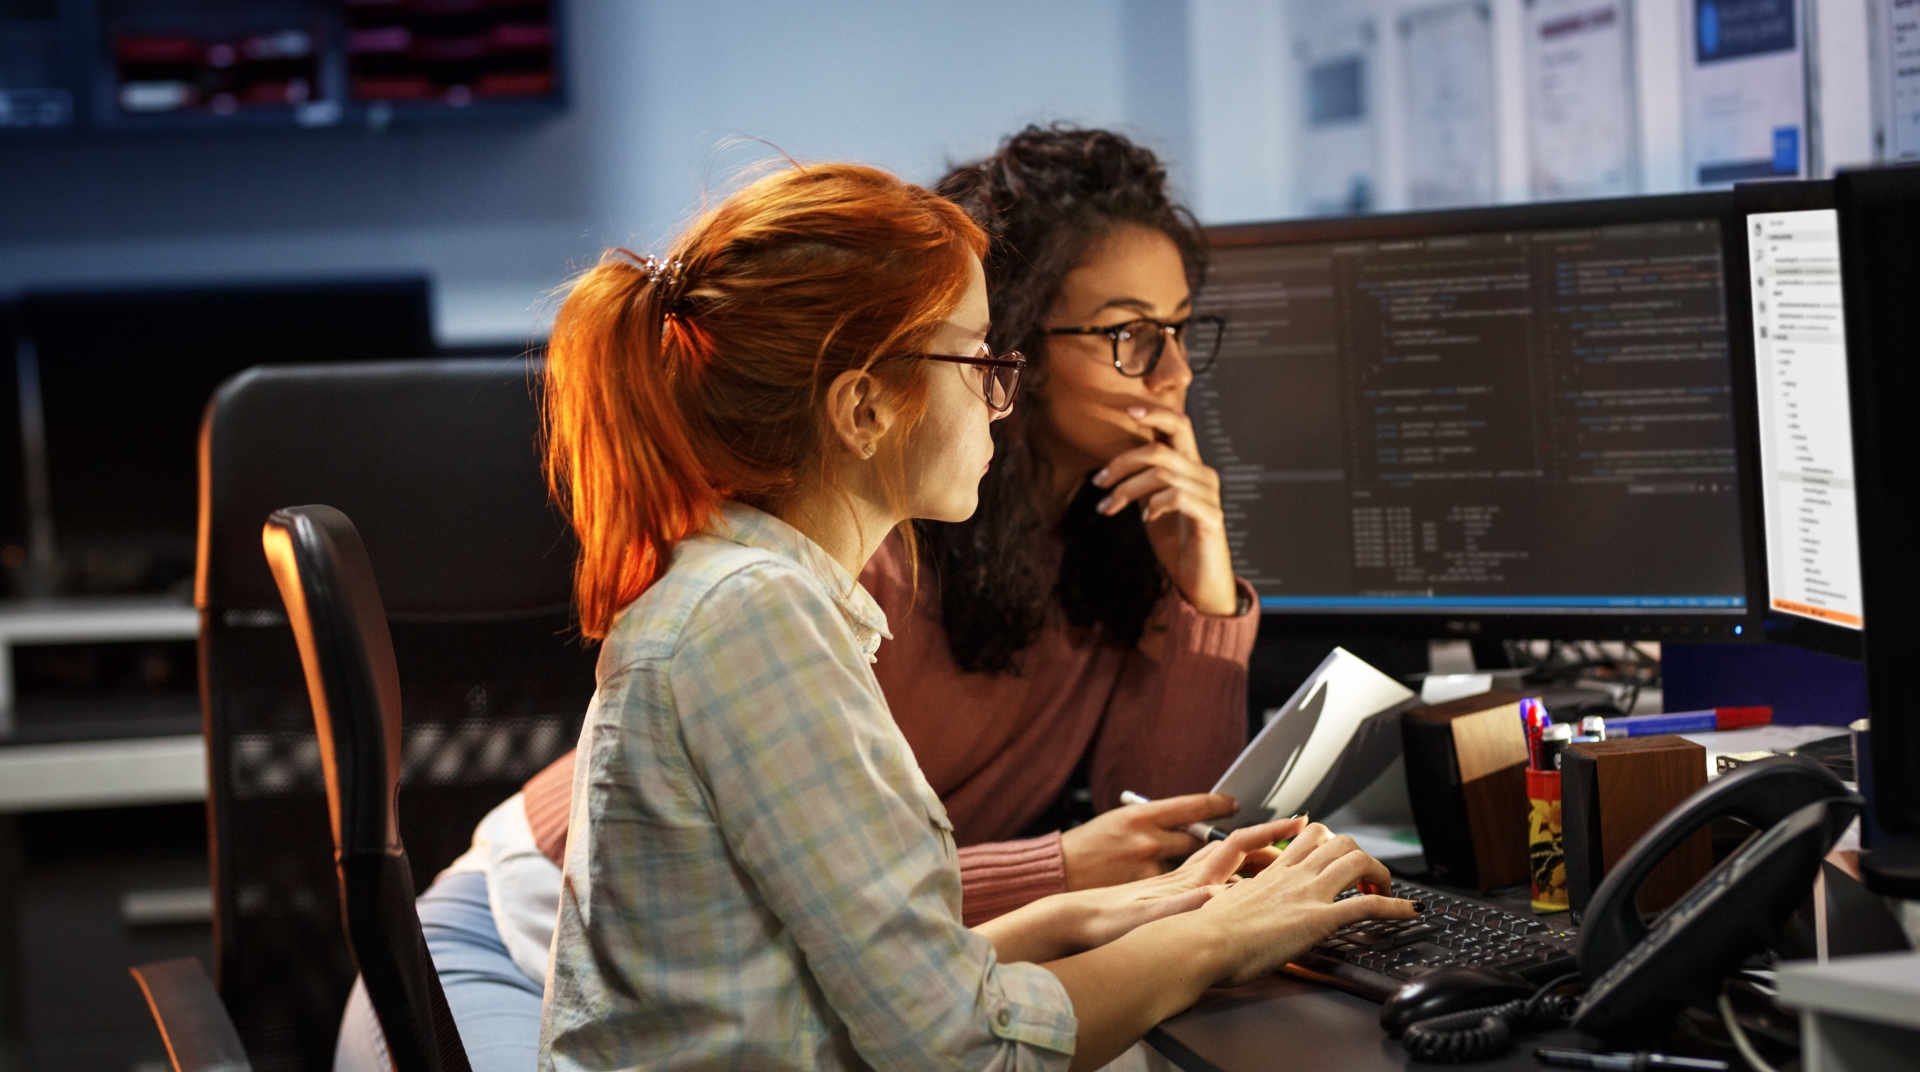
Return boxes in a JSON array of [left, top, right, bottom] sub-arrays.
[[1088, 404, 1240, 617]]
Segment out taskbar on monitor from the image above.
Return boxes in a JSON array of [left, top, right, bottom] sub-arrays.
[[1259, 595, 1748, 612]]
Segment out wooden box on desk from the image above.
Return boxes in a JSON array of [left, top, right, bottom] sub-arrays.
[[1562, 735, 1710, 918], [1402, 690, 1532, 890]]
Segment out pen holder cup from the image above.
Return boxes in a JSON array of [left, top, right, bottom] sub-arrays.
[[1527, 768, 1568, 912]]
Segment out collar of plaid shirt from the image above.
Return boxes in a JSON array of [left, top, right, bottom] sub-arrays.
[[706, 500, 894, 661]]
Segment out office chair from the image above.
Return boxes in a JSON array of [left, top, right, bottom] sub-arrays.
[[262, 504, 474, 1072], [190, 360, 597, 1072], [131, 504, 478, 1072]]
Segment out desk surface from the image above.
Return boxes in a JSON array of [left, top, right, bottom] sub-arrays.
[[1147, 972, 1599, 1071]]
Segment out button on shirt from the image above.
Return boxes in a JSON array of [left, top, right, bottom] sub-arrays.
[[539, 503, 1078, 1072]]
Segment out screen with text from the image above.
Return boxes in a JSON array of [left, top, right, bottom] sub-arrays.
[[1192, 219, 1749, 616]]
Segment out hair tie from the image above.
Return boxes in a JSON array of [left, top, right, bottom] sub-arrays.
[[639, 256, 691, 320], [639, 256, 683, 287]]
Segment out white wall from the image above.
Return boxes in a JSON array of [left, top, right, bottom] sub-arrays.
[[0, 0, 1874, 339], [0, 1, 1185, 346], [1186, 0, 1876, 224]]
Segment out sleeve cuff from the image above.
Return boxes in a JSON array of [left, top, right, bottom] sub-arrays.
[[958, 832, 1067, 927], [983, 959, 1078, 1057], [1168, 577, 1261, 662]]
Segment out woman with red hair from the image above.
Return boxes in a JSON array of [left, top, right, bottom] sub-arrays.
[[338, 129, 1334, 1072], [523, 162, 1412, 1071]]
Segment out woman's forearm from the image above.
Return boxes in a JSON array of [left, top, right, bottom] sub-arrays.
[[972, 892, 1089, 964], [1043, 913, 1232, 1072]]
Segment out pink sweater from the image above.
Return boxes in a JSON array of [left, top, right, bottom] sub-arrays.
[[524, 532, 1258, 925]]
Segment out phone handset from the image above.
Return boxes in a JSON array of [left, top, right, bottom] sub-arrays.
[[1572, 756, 1861, 1037]]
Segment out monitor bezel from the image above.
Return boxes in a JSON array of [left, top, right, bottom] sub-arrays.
[[1837, 165, 1920, 837], [1726, 180, 1863, 662], [1200, 191, 1765, 643]]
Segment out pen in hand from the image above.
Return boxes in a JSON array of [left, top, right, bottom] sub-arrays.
[[1118, 790, 1230, 843]]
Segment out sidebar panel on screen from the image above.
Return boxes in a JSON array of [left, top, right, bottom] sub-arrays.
[[1749, 208, 1864, 630], [1192, 244, 1352, 596], [1193, 215, 1749, 621]]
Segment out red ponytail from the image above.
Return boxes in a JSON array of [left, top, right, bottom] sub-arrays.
[[545, 163, 988, 639]]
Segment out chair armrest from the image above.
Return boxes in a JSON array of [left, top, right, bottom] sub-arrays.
[[129, 958, 252, 1072]]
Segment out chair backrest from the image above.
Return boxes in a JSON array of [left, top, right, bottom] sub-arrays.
[[263, 505, 471, 1072], [198, 359, 597, 1072]]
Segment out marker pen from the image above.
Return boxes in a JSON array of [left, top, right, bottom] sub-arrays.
[[1605, 706, 1772, 737], [1118, 790, 1229, 842]]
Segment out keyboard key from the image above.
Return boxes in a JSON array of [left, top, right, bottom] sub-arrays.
[[1387, 924, 1439, 947]]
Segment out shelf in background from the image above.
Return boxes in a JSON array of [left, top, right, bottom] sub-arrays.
[[0, 595, 199, 729], [4, 0, 564, 138], [0, 733, 204, 812]]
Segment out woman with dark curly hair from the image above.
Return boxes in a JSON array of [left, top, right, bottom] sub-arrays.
[[337, 127, 1269, 1072], [887, 124, 1253, 856]]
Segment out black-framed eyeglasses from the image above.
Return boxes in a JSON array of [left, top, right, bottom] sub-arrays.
[[1045, 315, 1227, 377], [922, 346, 1026, 415]]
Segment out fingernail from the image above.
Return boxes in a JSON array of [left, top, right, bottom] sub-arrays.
[[1093, 468, 1110, 486], [1127, 405, 1147, 418], [1096, 496, 1114, 513], [1412, 902, 1427, 913]]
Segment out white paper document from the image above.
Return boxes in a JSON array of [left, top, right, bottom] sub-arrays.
[[1400, 1, 1498, 209], [1214, 647, 1417, 831], [1682, 723, 1846, 778], [1525, 0, 1640, 198], [1872, 0, 1920, 161], [1294, 13, 1381, 216], [1683, 0, 1808, 187]]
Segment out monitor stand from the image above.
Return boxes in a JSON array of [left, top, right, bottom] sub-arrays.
[[1863, 840, 1920, 901]]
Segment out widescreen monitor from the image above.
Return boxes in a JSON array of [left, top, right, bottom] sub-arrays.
[[1728, 180, 1864, 661], [1191, 193, 1762, 640]]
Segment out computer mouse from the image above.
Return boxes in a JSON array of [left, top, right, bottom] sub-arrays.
[[1379, 967, 1534, 1037]]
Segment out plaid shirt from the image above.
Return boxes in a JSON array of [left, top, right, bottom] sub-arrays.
[[540, 503, 1078, 1071]]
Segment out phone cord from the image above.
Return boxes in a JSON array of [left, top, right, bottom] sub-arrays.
[[1400, 990, 1581, 1063]]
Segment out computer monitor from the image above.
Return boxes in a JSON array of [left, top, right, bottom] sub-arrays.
[[1836, 165, 1920, 840], [1192, 193, 1763, 641], [1725, 181, 1864, 661], [17, 277, 434, 596]]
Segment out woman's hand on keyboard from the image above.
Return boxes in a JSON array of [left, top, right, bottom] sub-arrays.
[[1055, 814, 1310, 951], [1193, 823, 1421, 987]]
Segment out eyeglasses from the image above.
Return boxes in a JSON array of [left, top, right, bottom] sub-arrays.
[[1045, 315, 1227, 377], [921, 346, 1026, 415]]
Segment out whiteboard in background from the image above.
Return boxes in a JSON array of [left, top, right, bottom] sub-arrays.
[[1525, 0, 1641, 198], [1400, 2, 1499, 209], [1870, 0, 1920, 161], [1683, 0, 1808, 187], [1293, 12, 1381, 216]]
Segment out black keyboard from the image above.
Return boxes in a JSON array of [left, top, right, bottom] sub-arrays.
[[1283, 879, 1580, 1001]]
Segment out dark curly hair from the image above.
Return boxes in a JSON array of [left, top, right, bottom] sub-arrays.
[[919, 125, 1208, 673]]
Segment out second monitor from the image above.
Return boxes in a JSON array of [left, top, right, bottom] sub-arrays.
[[1193, 193, 1760, 640]]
